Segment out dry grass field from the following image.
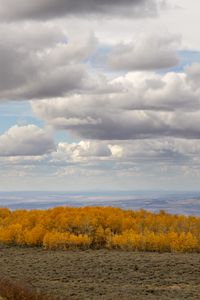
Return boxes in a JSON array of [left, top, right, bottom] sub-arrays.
[[0, 245, 200, 299]]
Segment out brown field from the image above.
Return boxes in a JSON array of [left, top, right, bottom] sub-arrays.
[[0, 245, 200, 300]]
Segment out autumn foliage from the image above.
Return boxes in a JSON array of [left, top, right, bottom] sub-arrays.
[[0, 207, 200, 252]]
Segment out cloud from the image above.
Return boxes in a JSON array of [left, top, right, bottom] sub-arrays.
[[57, 138, 200, 169], [1, 0, 200, 192], [185, 63, 200, 89], [0, 0, 164, 21], [0, 125, 55, 156], [53, 141, 112, 163], [31, 69, 200, 140], [107, 33, 180, 71], [0, 24, 97, 101], [110, 138, 200, 164], [0, 24, 182, 103], [7, 137, 199, 175], [1, 135, 200, 191]]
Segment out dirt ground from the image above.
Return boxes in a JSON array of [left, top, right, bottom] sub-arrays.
[[0, 245, 199, 300]]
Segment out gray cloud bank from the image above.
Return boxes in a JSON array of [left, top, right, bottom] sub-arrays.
[[0, 23, 181, 102], [0, 0, 164, 21], [31, 65, 200, 140], [107, 34, 180, 71], [0, 25, 97, 101]]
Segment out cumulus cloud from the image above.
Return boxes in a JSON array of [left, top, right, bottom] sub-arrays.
[[1, 135, 200, 191], [31, 69, 200, 140], [0, 125, 55, 156], [53, 141, 112, 163], [0, 0, 164, 21], [111, 139, 200, 164], [1, 0, 200, 191], [0, 24, 97, 101], [11, 137, 199, 173], [107, 33, 180, 71]]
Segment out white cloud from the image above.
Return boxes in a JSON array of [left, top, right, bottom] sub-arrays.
[[53, 141, 112, 163], [1, 136, 200, 190]]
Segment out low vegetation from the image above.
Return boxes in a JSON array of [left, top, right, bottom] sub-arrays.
[[0, 277, 51, 300], [0, 246, 200, 299], [0, 206, 200, 252]]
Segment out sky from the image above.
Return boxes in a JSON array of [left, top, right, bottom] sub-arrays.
[[1, 0, 200, 191]]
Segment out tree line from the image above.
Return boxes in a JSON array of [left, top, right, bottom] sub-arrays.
[[0, 206, 199, 252]]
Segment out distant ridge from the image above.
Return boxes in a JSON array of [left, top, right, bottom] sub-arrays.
[[0, 191, 200, 216]]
